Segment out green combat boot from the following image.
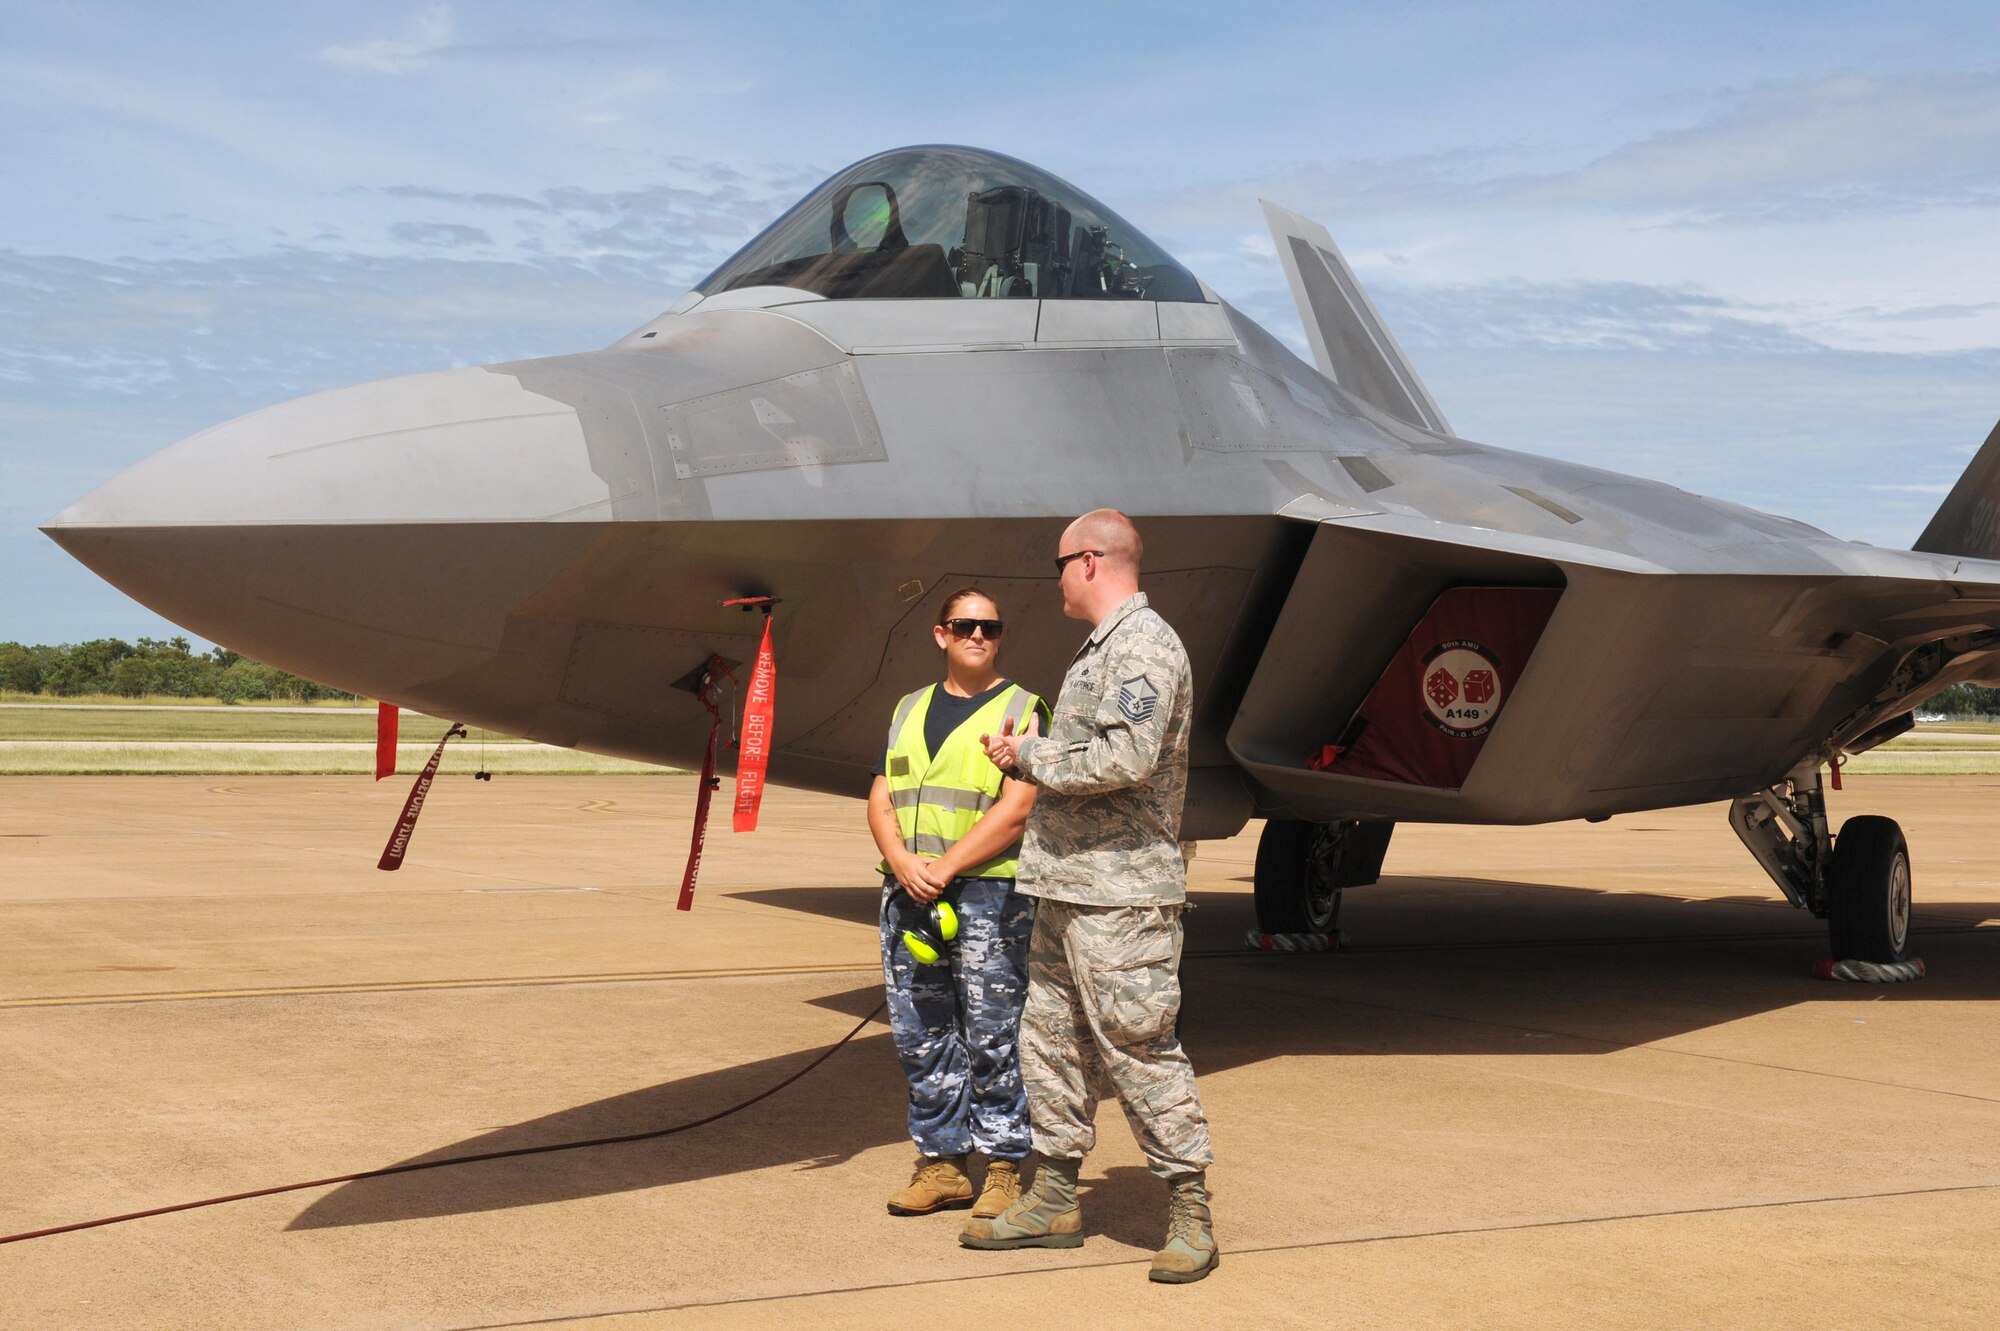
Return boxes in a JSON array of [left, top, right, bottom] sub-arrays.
[[959, 1155, 1082, 1249], [887, 1156, 973, 1215], [1149, 1172, 1219, 1283]]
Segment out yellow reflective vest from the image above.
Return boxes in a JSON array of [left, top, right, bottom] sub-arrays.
[[879, 682, 1045, 880]]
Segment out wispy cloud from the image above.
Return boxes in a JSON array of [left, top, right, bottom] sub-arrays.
[[1220, 272, 1834, 392], [0, 247, 666, 412], [389, 221, 493, 248], [1537, 71, 2000, 222], [354, 164, 824, 265], [1189, 71, 2000, 227], [320, 3, 455, 76], [1851, 301, 2000, 323], [376, 185, 550, 212]]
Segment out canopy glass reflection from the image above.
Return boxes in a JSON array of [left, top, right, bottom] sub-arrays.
[[697, 146, 1202, 302]]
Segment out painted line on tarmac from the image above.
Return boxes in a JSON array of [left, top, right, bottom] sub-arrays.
[[0, 962, 883, 1009], [448, 1179, 2000, 1327]]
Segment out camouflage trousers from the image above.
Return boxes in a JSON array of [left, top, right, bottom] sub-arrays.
[[1020, 897, 1213, 1177], [880, 877, 1036, 1160]]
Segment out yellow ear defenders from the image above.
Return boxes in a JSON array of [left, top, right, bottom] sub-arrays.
[[901, 899, 961, 965]]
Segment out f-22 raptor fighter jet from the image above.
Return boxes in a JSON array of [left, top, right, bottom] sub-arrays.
[[45, 146, 2000, 966]]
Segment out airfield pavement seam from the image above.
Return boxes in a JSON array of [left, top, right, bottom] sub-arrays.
[[440, 1180, 2000, 1328]]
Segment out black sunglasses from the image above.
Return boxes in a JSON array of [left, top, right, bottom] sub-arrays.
[[944, 618, 1005, 639], [1054, 549, 1104, 574]]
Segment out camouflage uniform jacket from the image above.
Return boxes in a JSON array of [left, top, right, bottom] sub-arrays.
[[1014, 592, 1193, 906]]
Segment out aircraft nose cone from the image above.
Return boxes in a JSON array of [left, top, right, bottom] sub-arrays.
[[41, 365, 620, 699], [45, 365, 608, 531]]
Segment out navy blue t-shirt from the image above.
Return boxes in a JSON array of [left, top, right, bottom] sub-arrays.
[[875, 680, 1047, 777]]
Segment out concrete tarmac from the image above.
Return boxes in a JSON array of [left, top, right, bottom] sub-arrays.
[[2, 775, 1997, 1329]]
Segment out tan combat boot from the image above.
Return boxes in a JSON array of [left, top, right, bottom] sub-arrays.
[[959, 1155, 1082, 1249], [887, 1155, 973, 1216], [970, 1158, 1023, 1219], [1148, 1172, 1219, 1283]]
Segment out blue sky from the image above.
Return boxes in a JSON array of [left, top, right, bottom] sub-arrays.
[[5, 1, 1999, 644]]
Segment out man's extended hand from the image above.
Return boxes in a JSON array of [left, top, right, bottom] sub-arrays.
[[982, 712, 1040, 772]]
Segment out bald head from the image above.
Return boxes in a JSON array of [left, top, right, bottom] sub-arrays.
[[1064, 508, 1143, 574], [1055, 509, 1144, 624]]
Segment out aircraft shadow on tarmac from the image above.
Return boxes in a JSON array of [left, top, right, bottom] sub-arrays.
[[289, 876, 2000, 1231]]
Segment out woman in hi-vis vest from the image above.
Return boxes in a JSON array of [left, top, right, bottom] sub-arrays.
[[866, 587, 1053, 1220]]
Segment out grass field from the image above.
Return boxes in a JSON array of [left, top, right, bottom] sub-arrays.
[[0, 744, 673, 776], [0, 707, 466, 742], [0, 691, 367, 708], [2, 698, 1997, 775], [0, 701, 676, 774], [1839, 750, 2000, 775]]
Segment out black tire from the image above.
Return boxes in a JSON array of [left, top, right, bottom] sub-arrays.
[[1253, 820, 1340, 934], [1826, 815, 1912, 963]]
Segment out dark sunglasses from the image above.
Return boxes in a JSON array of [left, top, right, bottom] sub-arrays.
[[944, 618, 1005, 639], [1054, 549, 1104, 574]]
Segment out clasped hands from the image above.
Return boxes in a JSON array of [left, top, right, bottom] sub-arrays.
[[887, 715, 1040, 905]]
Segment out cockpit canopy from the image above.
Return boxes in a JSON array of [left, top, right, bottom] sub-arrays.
[[696, 146, 1203, 303]]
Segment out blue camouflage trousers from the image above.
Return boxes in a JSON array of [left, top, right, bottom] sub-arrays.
[[880, 876, 1036, 1160]]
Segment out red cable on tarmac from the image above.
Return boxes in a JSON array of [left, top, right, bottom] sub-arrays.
[[0, 1002, 884, 1248]]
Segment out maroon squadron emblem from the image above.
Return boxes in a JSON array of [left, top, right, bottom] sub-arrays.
[[1419, 640, 1504, 738]]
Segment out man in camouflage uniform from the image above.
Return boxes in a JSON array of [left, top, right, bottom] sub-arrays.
[[960, 509, 1218, 1284]]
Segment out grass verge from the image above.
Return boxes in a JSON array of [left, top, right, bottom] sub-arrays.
[[0, 707, 462, 742], [1836, 750, 2000, 776], [0, 744, 681, 776], [0, 691, 368, 708]]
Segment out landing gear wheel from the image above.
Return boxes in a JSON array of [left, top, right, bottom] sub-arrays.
[[1826, 815, 1911, 964], [1253, 820, 1340, 934]]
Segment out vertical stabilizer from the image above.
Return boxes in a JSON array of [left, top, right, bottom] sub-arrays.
[[1914, 419, 2000, 559], [1261, 199, 1450, 437]]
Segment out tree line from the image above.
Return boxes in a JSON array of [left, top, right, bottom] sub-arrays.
[[1926, 682, 2000, 717], [0, 637, 356, 703], [6, 633, 2000, 716]]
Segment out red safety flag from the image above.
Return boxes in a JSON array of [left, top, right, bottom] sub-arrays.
[[677, 656, 734, 912], [378, 723, 466, 871], [732, 611, 777, 833], [375, 703, 399, 781]]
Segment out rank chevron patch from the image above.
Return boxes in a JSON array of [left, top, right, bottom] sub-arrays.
[[1118, 674, 1158, 723]]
